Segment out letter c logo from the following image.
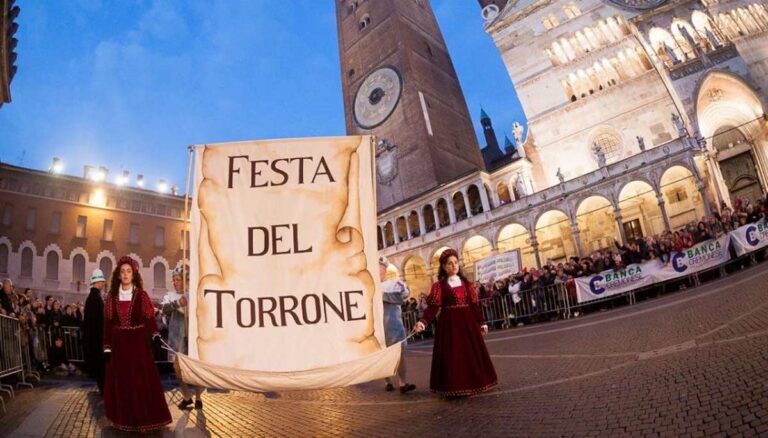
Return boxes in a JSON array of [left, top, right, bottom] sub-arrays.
[[672, 252, 687, 273], [589, 275, 605, 295], [746, 225, 759, 246]]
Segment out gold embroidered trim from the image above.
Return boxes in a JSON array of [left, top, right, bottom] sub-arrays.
[[432, 381, 498, 397]]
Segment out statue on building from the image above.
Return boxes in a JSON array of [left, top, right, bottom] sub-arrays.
[[705, 28, 721, 49], [663, 42, 680, 64], [512, 121, 524, 147], [636, 135, 646, 152], [672, 112, 688, 137], [515, 175, 526, 197], [556, 168, 565, 183], [592, 142, 606, 167]]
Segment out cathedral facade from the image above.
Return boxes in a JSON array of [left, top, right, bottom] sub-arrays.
[[337, 0, 768, 298]]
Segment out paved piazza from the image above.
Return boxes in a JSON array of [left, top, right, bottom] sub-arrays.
[[2, 264, 768, 437]]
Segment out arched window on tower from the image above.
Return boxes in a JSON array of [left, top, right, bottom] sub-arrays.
[[359, 14, 371, 31], [563, 2, 581, 20], [542, 14, 560, 30]]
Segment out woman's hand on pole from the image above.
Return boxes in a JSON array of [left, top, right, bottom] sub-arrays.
[[413, 321, 425, 334]]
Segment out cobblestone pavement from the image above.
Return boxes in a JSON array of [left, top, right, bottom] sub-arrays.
[[1, 263, 768, 437]]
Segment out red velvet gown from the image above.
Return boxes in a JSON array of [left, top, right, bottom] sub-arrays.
[[419, 279, 498, 396], [103, 289, 172, 432]]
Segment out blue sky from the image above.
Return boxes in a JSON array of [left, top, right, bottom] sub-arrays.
[[0, 0, 525, 191]]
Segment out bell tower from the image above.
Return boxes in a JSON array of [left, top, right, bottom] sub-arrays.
[[336, 0, 484, 212]]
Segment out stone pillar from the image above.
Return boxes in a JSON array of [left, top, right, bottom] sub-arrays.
[[696, 181, 712, 217], [426, 268, 434, 285], [404, 216, 412, 240], [478, 184, 491, 212], [614, 210, 627, 245], [379, 225, 386, 248], [447, 198, 457, 224], [571, 224, 583, 258], [417, 209, 426, 236], [462, 188, 473, 218], [530, 235, 542, 269], [392, 219, 400, 244], [656, 194, 672, 232], [432, 202, 441, 230]]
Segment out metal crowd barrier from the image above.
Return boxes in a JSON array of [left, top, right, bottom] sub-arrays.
[[0, 314, 34, 413], [400, 247, 768, 336]]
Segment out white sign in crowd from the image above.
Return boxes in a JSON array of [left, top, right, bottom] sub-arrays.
[[474, 250, 521, 284], [575, 220, 767, 303]]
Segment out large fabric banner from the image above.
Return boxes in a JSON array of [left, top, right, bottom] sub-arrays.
[[575, 235, 731, 303], [475, 250, 521, 283], [182, 136, 401, 392], [729, 220, 768, 257]]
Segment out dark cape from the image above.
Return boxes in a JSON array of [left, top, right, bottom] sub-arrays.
[[420, 279, 498, 396], [82, 287, 105, 392]]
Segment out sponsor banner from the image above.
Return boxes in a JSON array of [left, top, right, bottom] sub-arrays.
[[576, 235, 731, 303], [575, 263, 656, 303], [729, 220, 768, 257], [655, 234, 731, 280], [475, 250, 521, 284]]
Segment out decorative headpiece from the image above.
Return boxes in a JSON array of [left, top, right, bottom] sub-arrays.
[[439, 248, 459, 266], [117, 255, 140, 274], [172, 265, 189, 280]]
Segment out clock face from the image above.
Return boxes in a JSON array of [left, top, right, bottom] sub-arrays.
[[353, 66, 403, 129], [607, 0, 668, 10]]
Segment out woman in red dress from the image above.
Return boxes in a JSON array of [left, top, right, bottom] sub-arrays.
[[414, 248, 498, 396], [103, 256, 172, 432]]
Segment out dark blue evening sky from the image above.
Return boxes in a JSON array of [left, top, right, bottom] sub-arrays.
[[0, 0, 525, 191]]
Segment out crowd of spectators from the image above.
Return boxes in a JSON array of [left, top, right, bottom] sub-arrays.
[[402, 196, 768, 329]]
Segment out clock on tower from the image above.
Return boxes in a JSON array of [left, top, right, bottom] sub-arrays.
[[336, 0, 484, 212]]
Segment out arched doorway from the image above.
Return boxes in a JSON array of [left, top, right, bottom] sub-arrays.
[[618, 181, 665, 241], [467, 185, 483, 215], [462, 236, 492, 281], [407, 211, 420, 238], [497, 182, 512, 205], [660, 166, 706, 229], [384, 222, 395, 246], [423, 204, 436, 232], [453, 192, 468, 221], [697, 71, 767, 207], [403, 256, 430, 298], [535, 210, 575, 263], [497, 223, 534, 270], [436, 199, 450, 227], [575, 196, 619, 254]]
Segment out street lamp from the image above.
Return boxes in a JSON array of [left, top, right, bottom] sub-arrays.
[[137, 174, 145, 188], [157, 179, 169, 193], [116, 170, 129, 186], [49, 157, 63, 174]]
